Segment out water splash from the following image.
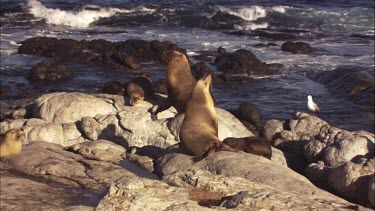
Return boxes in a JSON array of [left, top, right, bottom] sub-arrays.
[[27, 0, 125, 28]]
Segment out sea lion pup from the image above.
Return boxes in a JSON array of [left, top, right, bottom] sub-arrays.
[[103, 81, 125, 96], [125, 76, 155, 106], [223, 137, 272, 159], [151, 50, 196, 119], [179, 74, 233, 159], [0, 129, 25, 158]]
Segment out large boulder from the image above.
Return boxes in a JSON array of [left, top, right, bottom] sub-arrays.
[[313, 66, 374, 111], [216, 49, 268, 76], [33, 92, 117, 123], [263, 112, 375, 206], [0, 141, 135, 190]]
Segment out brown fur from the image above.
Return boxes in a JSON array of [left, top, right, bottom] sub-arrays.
[[126, 76, 155, 106], [223, 137, 272, 159], [179, 74, 232, 159], [0, 129, 24, 158], [164, 50, 196, 113]]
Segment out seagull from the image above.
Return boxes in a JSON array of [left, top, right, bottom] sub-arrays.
[[307, 95, 320, 116]]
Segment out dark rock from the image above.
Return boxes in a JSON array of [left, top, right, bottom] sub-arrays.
[[216, 49, 268, 76], [313, 66, 374, 111], [228, 30, 296, 40], [281, 41, 313, 54], [190, 62, 213, 80], [191, 51, 217, 63], [267, 63, 284, 69], [28, 62, 73, 83], [18, 37, 187, 72], [102, 81, 125, 96], [153, 79, 168, 95]]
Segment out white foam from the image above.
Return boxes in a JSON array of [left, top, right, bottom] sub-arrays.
[[27, 0, 125, 28], [218, 6, 267, 21], [234, 22, 269, 30], [271, 6, 289, 13]]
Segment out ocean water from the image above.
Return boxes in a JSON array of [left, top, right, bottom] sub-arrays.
[[1, 0, 374, 132]]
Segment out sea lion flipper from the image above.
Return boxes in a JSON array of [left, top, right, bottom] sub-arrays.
[[150, 100, 172, 121]]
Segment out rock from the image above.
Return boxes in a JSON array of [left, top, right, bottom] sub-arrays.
[[191, 51, 217, 63], [156, 151, 363, 209], [190, 62, 213, 80], [33, 92, 117, 123], [262, 119, 284, 142], [167, 108, 254, 142], [216, 49, 268, 76], [127, 154, 154, 172], [68, 140, 126, 164], [235, 101, 263, 129], [323, 130, 373, 167], [328, 159, 374, 205], [0, 141, 135, 190], [80, 116, 101, 141], [153, 79, 168, 95], [0, 173, 98, 210], [102, 81, 125, 96], [28, 62, 73, 83], [281, 41, 313, 54], [18, 37, 186, 71], [313, 66, 374, 111], [262, 112, 375, 206], [95, 176, 213, 211]]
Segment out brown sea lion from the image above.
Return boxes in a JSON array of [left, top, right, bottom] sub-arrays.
[[223, 137, 272, 159], [179, 74, 233, 159], [151, 50, 196, 118], [103, 81, 125, 96], [125, 76, 155, 106], [0, 129, 24, 158]]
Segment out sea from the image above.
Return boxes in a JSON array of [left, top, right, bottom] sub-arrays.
[[1, 0, 374, 132]]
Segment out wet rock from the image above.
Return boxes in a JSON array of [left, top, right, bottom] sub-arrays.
[[102, 81, 125, 96], [216, 49, 268, 76], [18, 37, 186, 71], [190, 62, 213, 80], [33, 92, 117, 123], [28, 62, 73, 83], [68, 140, 126, 164], [281, 41, 313, 54], [0, 141, 135, 190], [313, 66, 374, 111]]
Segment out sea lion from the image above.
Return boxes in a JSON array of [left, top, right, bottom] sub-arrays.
[[125, 76, 155, 106], [223, 137, 272, 159], [0, 129, 24, 158], [179, 74, 232, 159], [151, 50, 196, 118], [103, 81, 125, 96]]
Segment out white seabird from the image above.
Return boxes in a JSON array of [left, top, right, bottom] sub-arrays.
[[307, 95, 320, 115]]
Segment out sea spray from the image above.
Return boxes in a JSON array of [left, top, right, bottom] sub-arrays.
[[27, 0, 124, 27]]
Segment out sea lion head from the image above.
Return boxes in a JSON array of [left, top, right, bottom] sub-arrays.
[[162, 50, 186, 65], [130, 92, 144, 106], [5, 129, 25, 142], [194, 73, 212, 92]]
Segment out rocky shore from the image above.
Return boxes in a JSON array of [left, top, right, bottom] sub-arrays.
[[0, 92, 374, 210]]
